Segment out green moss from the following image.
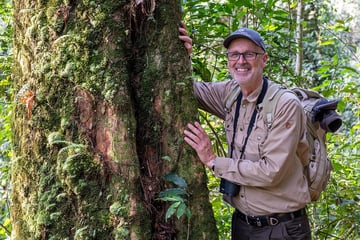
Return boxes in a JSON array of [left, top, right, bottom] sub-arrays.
[[47, 131, 65, 145], [36, 211, 50, 226], [114, 227, 130, 240], [109, 201, 127, 217], [11, 0, 169, 238]]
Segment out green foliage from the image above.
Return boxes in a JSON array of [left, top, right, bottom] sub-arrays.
[[158, 173, 192, 222], [0, 0, 13, 238], [183, 0, 360, 239]]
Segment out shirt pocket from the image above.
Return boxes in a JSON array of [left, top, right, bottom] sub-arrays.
[[251, 115, 267, 143], [247, 114, 267, 158]]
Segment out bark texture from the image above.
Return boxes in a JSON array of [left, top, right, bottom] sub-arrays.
[[295, 0, 303, 76], [11, 0, 217, 239]]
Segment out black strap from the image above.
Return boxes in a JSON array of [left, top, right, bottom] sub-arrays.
[[230, 77, 268, 159], [229, 92, 242, 158]]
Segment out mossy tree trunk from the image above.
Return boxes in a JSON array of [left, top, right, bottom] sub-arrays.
[[11, 0, 217, 239]]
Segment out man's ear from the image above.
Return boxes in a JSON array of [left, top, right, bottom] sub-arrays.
[[262, 53, 268, 67]]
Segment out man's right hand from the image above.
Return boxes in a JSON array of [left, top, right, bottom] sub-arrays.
[[178, 21, 193, 56], [184, 122, 217, 169]]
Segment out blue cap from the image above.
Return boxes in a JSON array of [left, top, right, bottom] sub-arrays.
[[223, 28, 266, 51]]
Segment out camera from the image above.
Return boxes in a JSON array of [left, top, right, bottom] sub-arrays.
[[220, 178, 240, 197], [312, 99, 342, 132]]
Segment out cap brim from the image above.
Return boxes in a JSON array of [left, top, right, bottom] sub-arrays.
[[223, 34, 250, 48]]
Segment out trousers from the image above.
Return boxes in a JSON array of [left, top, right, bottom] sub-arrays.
[[231, 210, 312, 240]]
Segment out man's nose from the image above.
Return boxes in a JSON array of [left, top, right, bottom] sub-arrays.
[[236, 54, 247, 63]]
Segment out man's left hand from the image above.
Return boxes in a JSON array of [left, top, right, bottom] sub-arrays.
[[178, 21, 193, 56]]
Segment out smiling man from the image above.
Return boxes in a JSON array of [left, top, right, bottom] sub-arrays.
[[181, 27, 312, 240]]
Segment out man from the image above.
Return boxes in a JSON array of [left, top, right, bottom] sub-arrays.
[[179, 25, 312, 239]]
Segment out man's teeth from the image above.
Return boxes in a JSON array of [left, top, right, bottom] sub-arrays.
[[236, 68, 249, 72]]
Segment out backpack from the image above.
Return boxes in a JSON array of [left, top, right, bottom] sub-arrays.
[[224, 83, 342, 201]]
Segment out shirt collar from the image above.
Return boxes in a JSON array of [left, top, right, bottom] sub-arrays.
[[243, 79, 263, 103]]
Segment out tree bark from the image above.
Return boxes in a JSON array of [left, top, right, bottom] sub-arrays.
[[11, 0, 217, 239], [295, 0, 303, 76]]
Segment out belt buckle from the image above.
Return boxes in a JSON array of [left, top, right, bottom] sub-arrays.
[[269, 217, 279, 226]]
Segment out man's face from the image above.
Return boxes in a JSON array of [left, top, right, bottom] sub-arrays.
[[227, 38, 268, 90]]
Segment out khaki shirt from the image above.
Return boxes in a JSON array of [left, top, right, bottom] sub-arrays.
[[194, 78, 311, 215]]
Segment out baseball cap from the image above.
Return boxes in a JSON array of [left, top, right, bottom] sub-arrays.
[[223, 28, 266, 51]]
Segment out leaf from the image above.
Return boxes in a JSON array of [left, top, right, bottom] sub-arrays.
[[186, 207, 192, 219], [158, 188, 187, 198], [74, 226, 89, 239], [176, 202, 187, 219], [331, 161, 344, 171], [165, 202, 178, 221], [339, 66, 359, 74], [158, 195, 183, 202], [319, 40, 335, 46], [290, 1, 297, 9], [163, 173, 187, 188], [192, 58, 212, 82], [161, 155, 171, 161]]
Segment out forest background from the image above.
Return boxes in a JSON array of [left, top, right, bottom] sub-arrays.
[[0, 0, 359, 239]]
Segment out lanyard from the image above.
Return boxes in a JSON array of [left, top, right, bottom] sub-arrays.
[[229, 77, 268, 159]]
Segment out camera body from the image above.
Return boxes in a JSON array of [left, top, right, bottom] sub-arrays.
[[219, 178, 240, 197]]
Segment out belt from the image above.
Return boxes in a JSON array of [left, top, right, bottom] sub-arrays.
[[235, 208, 306, 227]]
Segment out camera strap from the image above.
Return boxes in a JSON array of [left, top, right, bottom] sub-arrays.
[[229, 77, 268, 159]]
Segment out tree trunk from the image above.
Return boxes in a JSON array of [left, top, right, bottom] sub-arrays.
[[295, 0, 303, 76], [11, 0, 217, 239]]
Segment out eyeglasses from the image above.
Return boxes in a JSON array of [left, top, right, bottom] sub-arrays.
[[226, 51, 265, 61]]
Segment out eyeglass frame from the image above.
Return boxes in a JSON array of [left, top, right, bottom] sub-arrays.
[[226, 51, 265, 61]]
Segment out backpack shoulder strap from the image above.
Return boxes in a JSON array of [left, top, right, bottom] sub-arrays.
[[225, 83, 293, 128], [262, 84, 293, 129]]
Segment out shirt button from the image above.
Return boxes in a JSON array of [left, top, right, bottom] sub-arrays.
[[242, 104, 246, 108], [257, 136, 261, 140]]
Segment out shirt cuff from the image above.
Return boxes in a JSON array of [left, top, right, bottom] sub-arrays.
[[213, 156, 233, 177]]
